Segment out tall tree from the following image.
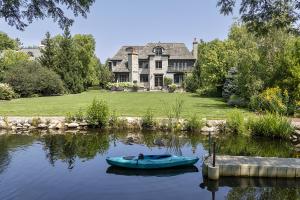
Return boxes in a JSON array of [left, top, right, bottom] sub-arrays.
[[73, 34, 98, 88], [0, 0, 95, 30], [0, 32, 19, 51], [193, 39, 238, 96], [0, 50, 29, 81], [39, 32, 56, 69], [217, 0, 299, 34], [56, 25, 83, 93]]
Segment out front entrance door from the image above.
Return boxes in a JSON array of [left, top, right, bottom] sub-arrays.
[[154, 75, 163, 87]]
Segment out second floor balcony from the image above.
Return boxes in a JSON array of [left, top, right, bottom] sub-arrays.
[[167, 66, 193, 73]]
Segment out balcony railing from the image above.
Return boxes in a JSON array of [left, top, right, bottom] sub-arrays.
[[167, 66, 193, 72]]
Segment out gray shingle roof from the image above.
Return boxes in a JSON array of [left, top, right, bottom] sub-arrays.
[[110, 43, 195, 61], [111, 46, 144, 60], [112, 59, 130, 72], [20, 48, 42, 59]]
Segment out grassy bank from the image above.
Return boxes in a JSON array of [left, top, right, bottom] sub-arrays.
[[0, 90, 250, 118]]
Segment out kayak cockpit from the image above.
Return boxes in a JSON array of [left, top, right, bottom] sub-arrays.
[[122, 154, 172, 160]]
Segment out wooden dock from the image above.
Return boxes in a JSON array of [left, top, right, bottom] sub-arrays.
[[202, 155, 300, 180]]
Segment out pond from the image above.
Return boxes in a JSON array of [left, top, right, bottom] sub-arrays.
[[0, 130, 299, 200]]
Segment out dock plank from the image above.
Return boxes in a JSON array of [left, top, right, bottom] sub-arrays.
[[203, 155, 300, 179]]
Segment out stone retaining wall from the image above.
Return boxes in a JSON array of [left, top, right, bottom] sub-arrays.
[[0, 116, 299, 149], [0, 116, 225, 133]]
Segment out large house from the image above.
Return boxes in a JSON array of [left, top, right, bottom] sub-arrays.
[[108, 39, 198, 90]]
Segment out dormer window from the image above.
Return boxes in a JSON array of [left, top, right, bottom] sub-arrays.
[[27, 51, 34, 57], [153, 46, 164, 56]]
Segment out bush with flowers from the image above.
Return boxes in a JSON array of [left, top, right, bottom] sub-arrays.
[[0, 83, 16, 100]]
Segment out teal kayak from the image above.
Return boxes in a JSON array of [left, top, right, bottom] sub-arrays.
[[106, 154, 199, 169]]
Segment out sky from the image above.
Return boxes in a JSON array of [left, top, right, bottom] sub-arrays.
[[0, 0, 238, 62]]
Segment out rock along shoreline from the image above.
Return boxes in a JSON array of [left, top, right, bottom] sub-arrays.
[[0, 116, 299, 143]]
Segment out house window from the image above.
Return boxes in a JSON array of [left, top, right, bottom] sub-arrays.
[[155, 47, 163, 56], [27, 51, 34, 57], [156, 61, 162, 69], [140, 74, 149, 82], [118, 74, 129, 82], [155, 75, 163, 87], [113, 61, 117, 66], [139, 61, 149, 69], [174, 74, 184, 84]]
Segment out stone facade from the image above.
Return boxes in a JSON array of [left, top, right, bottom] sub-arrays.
[[109, 41, 198, 90]]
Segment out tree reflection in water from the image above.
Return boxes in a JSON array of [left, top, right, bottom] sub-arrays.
[[226, 187, 300, 200], [42, 132, 110, 169], [0, 133, 37, 173], [0, 130, 299, 199]]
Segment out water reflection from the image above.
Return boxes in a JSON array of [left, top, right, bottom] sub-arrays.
[[200, 177, 300, 200], [0, 134, 36, 173], [0, 130, 299, 200], [42, 133, 110, 169], [106, 166, 199, 177]]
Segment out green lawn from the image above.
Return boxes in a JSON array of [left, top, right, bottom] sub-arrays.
[[0, 90, 250, 118]]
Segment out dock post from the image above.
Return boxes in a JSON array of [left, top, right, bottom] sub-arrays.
[[213, 142, 216, 167], [208, 142, 219, 180], [208, 164, 219, 180], [208, 132, 211, 156]]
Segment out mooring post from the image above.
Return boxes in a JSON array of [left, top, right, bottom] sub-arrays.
[[208, 131, 211, 156], [213, 142, 216, 167]]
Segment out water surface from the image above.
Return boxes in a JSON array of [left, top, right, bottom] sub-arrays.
[[0, 131, 299, 200]]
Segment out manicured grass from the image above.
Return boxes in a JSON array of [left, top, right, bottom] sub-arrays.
[[0, 90, 251, 118]]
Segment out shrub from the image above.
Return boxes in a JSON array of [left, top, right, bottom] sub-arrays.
[[65, 108, 85, 123], [249, 87, 289, 115], [109, 110, 129, 129], [75, 108, 85, 122], [132, 84, 139, 92], [0, 83, 16, 100], [184, 75, 198, 92], [227, 94, 246, 107], [4, 61, 65, 97], [65, 112, 76, 123], [164, 77, 172, 87], [99, 64, 114, 89], [86, 99, 109, 128], [247, 113, 294, 140], [106, 82, 133, 91], [31, 117, 42, 127], [186, 114, 205, 132], [225, 109, 247, 135], [295, 101, 300, 117], [141, 108, 156, 129], [162, 98, 184, 121], [168, 84, 177, 93], [222, 67, 238, 100], [195, 86, 220, 97], [109, 110, 119, 128], [173, 98, 184, 120]]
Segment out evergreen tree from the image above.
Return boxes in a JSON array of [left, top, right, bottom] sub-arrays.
[[39, 32, 56, 69], [99, 60, 114, 88], [56, 25, 84, 93]]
